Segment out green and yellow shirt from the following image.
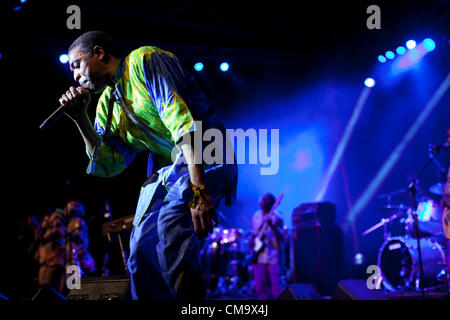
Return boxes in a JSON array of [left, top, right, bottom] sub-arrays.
[[87, 46, 210, 178]]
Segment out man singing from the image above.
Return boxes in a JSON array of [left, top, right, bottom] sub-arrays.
[[58, 31, 237, 300]]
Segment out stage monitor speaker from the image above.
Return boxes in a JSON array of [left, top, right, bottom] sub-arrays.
[[32, 285, 66, 301], [66, 276, 131, 300], [277, 284, 321, 300], [332, 280, 387, 300]]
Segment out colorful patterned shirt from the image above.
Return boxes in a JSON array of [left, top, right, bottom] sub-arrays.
[[87, 46, 211, 178]]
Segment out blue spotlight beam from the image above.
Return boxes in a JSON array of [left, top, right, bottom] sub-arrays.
[[385, 51, 395, 59], [220, 62, 229, 72], [396, 46, 406, 55], [423, 38, 435, 51], [391, 39, 437, 75], [364, 77, 375, 88], [315, 86, 373, 201], [59, 54, 69, 64], [406, 40, 416, 49], [378, 55, 387, 63], [342, 72, 450, 230], [194, 62, 204, 71]]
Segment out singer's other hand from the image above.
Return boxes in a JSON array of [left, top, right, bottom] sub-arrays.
[[59, 86, 91, 121]]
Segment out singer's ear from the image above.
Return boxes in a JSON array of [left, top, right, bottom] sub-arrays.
[[93, 45, 106, 60]]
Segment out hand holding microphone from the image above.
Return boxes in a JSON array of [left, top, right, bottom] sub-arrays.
[[39, 85, 91, 130], [59, 86, 91, 122]]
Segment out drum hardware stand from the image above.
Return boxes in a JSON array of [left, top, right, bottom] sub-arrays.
[[407, 174, 427, 299], [406, 144, 445, 299], [362, 213, 399, 239], [377, 188, 408, 203], [63, 176, 74, 280], [102, 214, 134, 275]]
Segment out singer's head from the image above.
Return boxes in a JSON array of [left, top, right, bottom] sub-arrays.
[[68, 31, 122, 93]]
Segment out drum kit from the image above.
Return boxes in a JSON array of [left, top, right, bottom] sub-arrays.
[[200, 227, 253, 298], [363, 183, 448, 292], [362, 140, 449, 294]]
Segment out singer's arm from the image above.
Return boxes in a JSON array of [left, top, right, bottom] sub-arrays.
[[71, 111, 99, 157], [60, 86, 137, 178], [60, 86, 99, 156]]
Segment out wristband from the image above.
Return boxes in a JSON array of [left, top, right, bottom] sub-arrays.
[[188, 184, 206, 208]]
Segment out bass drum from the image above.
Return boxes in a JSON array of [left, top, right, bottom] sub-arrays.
[[377, 237, 446, 291]]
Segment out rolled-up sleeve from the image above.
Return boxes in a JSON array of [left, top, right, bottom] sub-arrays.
[[86, 92, 137, 178], [142, 51, 197, 144], [86, 135, 136, 178]]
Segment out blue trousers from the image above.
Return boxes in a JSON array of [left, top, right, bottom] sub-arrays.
[[127, 161, 237, 300]]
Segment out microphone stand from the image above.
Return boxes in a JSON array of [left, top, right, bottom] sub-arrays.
[[407, 145, 445, 299], [407, 179, 425, 299]]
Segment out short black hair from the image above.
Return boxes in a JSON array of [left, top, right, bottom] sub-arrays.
[[69, 31, 122, 58], [261, 193, 276, 212]]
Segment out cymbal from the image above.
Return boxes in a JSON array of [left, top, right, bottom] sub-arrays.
[[377, 188, 407, 199], [429, 182, 444, 195]]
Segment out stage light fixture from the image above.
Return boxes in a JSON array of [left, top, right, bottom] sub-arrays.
[[343, 73, 450, 231], [423, 38, 436, 51], [194, 62, 204, 72], [59, 54, 69, 64], [220, 62, 229, 72], [364, 77, 375, 88], [353, 253, 365, 265], [385, 51, 395, 59], [406, 40, 416, 49], [377, 55, 386, 63], [396, 46, 406, 55]]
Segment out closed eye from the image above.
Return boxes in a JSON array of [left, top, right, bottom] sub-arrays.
[[70, 59, 80, 71]]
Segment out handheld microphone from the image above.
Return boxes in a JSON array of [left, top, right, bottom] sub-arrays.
[[39, 87, 89, 130]]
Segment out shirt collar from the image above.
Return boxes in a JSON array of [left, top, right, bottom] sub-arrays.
[[110, 57, 125, 85]]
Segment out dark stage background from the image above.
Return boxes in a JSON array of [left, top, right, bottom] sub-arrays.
[[0, 0, 449, 299]]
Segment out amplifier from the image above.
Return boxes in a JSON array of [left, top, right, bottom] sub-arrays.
[[292, 202, 336, 229]]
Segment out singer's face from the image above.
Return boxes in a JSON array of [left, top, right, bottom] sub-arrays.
[[69, 46, 107, 93]]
